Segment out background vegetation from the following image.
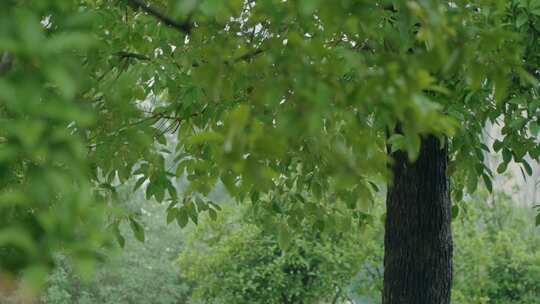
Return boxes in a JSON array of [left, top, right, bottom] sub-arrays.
[[2, 189, 536, 304]]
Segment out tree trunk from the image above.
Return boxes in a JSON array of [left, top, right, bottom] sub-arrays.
[[383, 135, 453, 304]]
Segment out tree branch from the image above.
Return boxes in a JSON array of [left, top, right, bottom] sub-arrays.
[[126, 0, 192, 34], [229, 48, 265, 64], [115, 51, 151, 61], [88, 106, 208, 149], [192, 48, 265, 67], [118, 48, 265, 68]]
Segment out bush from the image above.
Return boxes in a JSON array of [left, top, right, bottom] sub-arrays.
[[177, 205, 367, 304], [177, 193, 539, 304], [37, 200, 190, 304], [5, 191, 534, 304], [452, 193, 540, 304], [348, 192, 540, 304]]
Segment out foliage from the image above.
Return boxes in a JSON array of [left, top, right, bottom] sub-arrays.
[[452, 192, 540, 304], [347, 192, 540, 304], [74, 0, 540, 235], [0, 199, 188, 304], [0, 179, 190, 304], [0, 0, 109, 288], [2, 191, 536, 304], [177, 204, 366, 304], [177, 193, 540, 304], [39, 185, 190, 304], [2, 0, 540, 291], [79, 0, 540, 251]]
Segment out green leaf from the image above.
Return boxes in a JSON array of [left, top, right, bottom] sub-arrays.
[[467, 173, 478, 193], [208, 208, 217, 221], [345, 192, 357, 210], [167, 181, 178, 200], [250, 190, 260, 203], [516, 13, 529, 27], [493, 73, 508, 104], [522, 160, 533, 176], [451, 205, 459, 220], [0, 228, 36, 252], [129, 218, 145, 242], [113, 223, 125, 248], [455, 188, 464, 202], [293, 193, 306, 203], [368, 181, 380, 193], [493, 140, 504, 152], [156, 133, 167, 145], [155, 187, 165, 203], [406, 134, 421, 162], [502, 149, 512, 163], [166, 208, 177, 224], [387, 134, 405, 153], [133, 176, 146, 191], [497, 162, 508, 174], [509, 117, 527, 131], [176, 160, 188, 177], [186, 202, 199, 224], [482, 174, 493, 193], [530, 122, 539, 136], [176, 208, 189, 228], [188, 131, 224, 145]]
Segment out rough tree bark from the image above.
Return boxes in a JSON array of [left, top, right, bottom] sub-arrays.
[[383, 135, 453, 304]]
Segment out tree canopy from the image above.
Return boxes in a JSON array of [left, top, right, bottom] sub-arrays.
[[1, 0, 540, 288]]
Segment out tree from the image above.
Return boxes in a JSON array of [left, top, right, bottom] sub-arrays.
[[1, 0, 539, 303], [177, 204, 365, 304]]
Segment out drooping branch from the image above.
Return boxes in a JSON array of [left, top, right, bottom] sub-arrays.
[[115, 51, 151, 61], [113, 48, 265, 68], [126, 0, 192, 34], [229, 48, 265, 64], [192, 48, 265, 67], [88, 106, 208, 149]]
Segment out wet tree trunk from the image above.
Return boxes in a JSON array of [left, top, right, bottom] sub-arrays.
[[383, 135, 453, 304]]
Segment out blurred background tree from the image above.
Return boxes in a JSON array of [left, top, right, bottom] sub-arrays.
[[1, 189, 535, 304]]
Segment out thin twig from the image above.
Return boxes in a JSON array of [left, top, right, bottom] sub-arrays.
[[126, 0, 192, 34], [115, 51, 151, 61], [89, 106, 209, 149], [229, 48, 265, 64]]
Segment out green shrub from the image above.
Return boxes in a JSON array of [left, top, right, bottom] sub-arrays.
[[348, 193, 540, 304], [177, 205, 367, 304], [16, 192, 537, 304], [36, 200, 190, 304], [452, 193, 540, 304]]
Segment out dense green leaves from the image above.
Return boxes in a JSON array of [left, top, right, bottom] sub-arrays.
[[80, 0, 540, 227], [2, 0, 540, 289], [177, 204, 365, 303], [0, 0, 109, 288], [178, 193, 539, 304]]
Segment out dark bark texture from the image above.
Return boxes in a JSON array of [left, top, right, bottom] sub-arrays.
[[383, 135, 453, 304]]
